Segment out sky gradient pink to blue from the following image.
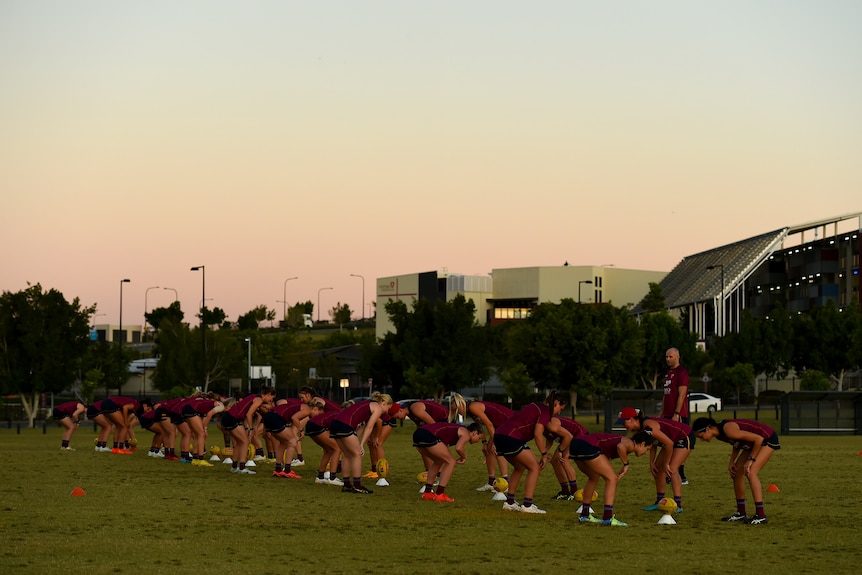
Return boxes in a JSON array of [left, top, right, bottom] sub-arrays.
[[2, 1, 861, 325]]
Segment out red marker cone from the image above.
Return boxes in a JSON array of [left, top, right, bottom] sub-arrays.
[[70, 487, 86, 497], [766, 484, 780, 493]]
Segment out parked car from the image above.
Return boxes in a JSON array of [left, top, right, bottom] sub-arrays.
[[656, 392, 722, 414]]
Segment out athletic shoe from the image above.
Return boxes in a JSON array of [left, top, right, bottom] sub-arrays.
[[341, 484, 356, 493], [578, 514, 602, 524], [290, 458, 305, 467], [264, 458, 276, 464], [274, 471, 289, 478], [192, 459, 213, 467], [667, 476, 690, 486], [680, 478, 689, 485], [153, 451, 165, 458], [434, 493, 456, 503], [422, 491, 437, 501], [328, 477, 344, 486], [642, 503, 660, 511], [475, 483, 495, 492], [552, 491, 573, 501], [745, 515, 768, 525], [230, 467, 239, 473], [283, 470, 302, 479], [179, 457, 192, 464], [722, 512, 747, 522], [314, 477, 328, 484], [502, 502, 522, 512], [147, 451, 158, 457], [60, 446, 75, 451], [602, 516, 628, 526], [117, 449, 132, 455], [164, 454, 180, 461], [675, 507, 684, 515], [520, 504, 546, 514], [238, 468, 256, 474], [362, 471, 379, 479], [492, 491, 508, 501], [253, 455, 265, 461], [352, 485, 373, 494]]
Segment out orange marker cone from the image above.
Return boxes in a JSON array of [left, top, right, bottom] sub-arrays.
[[766, 484, 780, 493], [857, 450, 862, 456], [70, 487, 86, 497]]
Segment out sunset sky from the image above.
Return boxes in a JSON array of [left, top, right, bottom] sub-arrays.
[[2, 1, 860, 326]]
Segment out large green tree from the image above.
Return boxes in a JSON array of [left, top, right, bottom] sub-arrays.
[[0, 284, 94, 426]]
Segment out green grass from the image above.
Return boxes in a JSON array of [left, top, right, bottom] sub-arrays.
[[1, 420, 860, 575]]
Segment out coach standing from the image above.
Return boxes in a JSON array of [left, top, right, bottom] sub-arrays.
[[660, 347, 691, 485]]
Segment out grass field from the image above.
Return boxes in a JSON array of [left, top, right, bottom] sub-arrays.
[[1, 414, 860, 575]]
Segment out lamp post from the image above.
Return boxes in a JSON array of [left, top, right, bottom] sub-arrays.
[[706, 264, 725, 336], [350, 274, 365, 321], [282, 276, 298, 322], [119, 279, 130, 393], [340, 378, 349, 402], [245, 337, 252, 393], [190, 266, 206, 389], [163, 287, 178, 301], [144, 286, 159, 340], [578, 280, 593, 303], [317, 287, 333, 323]]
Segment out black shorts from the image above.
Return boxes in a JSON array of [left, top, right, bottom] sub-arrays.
[[52, 408, 70, 421], [329, 419, 356, 439], [182, 405, 201, 419], [305, 420, 327, 437], [100, 399, 119, 414], [568, 438, 603, 461], [412, 427, 441, 448], [263, 412, 290, 434], [493, 433, 528, 458], [139, 417, 157, 431], [86, 405, 101, 419], [157, 407, 183, 425], [221, 412, 241, 431]]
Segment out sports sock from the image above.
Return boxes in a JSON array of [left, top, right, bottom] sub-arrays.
[[603, 505, 614, 520], [736, 499, 746, 514]]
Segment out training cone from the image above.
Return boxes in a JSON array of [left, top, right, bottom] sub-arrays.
[[576, 505, 596, 515], [858, 450, 862, 456], [245, 460, 256, 467], [376, 478, 390, 487], [209, 454, 220, 461], [222, 457, 233, 464], [657, 514, 676, 525], [70, 487, 86, 497], [492, 491, 507, 501], [766, 483, 780, 493]]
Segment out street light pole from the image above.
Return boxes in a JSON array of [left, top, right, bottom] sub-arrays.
[[163, 287, 178, 301], [317, 287, 333, 323], [706, 264, 725, 336], [282, 276, 298, 322], [119, 279, 130, 393], [245, 338, 252, 393], [190, 266, 206, 389], [578, 280, 593, 303], [144, 286, 159, 340], [350, 274, 365, 321]]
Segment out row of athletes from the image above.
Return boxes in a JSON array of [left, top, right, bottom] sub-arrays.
[[51, 388, 778, 525]]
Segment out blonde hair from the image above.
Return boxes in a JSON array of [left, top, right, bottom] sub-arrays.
[[371, 392, 393, 405], [448, 393, 466, 422]]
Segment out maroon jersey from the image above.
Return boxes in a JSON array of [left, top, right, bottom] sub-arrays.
[[309, 410, 340, 428], [468, 401, 514, 427], [159, 397, 186, 415], [272, 401, 304, 420], [717, 419, 775, 450], [54, 401, 81, 417], [583, 433, 625, 459], [544, 416, 588, 442], [421, 422, 465, 446], [661, 364, 690, 418], [178, 397, 219, 415], [496, 402, 551, 442], [334, 400, 374, 430], [227, 394, 261, 419], [646, 417, 691, 443], [107, 396, 141, 412], [320, 398, 342, 412], [406, 400, 448, 425]]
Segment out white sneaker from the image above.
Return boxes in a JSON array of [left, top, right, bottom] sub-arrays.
[[315, 477, 329, 485], [239, 468, 256, 474], [328, 477, 344, 486], [476, 483, 495, 492], [60, 446, 75, 451], [520, 504, 547, 514], [291, 458, 306, 467], [502, 502, 522, 511], [492, 491, 508, 501], [253, 455, 265, 461], [230, 467, 239, 473]]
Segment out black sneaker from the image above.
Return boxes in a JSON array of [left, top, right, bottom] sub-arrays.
[[745, 515, 768, 525], [552, 491, 571, 501], [341, 484, 356, 493], [680, 478, 689, 485], [353, 485, 373, 494], [721, 512, 747, 522]]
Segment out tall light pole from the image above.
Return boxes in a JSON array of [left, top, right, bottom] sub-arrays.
[[144, 286, 159, 340], [350, 274, 365, 321], [190, 266, 206, 389], [282, 276, 298, 322], [163, 287, 178, 301], [317, 287, 333, 323], [119, 279, 130, 393], [245, 337, 252, 393], [706, 264, 725, 337], [578, 280, 593, 303]]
